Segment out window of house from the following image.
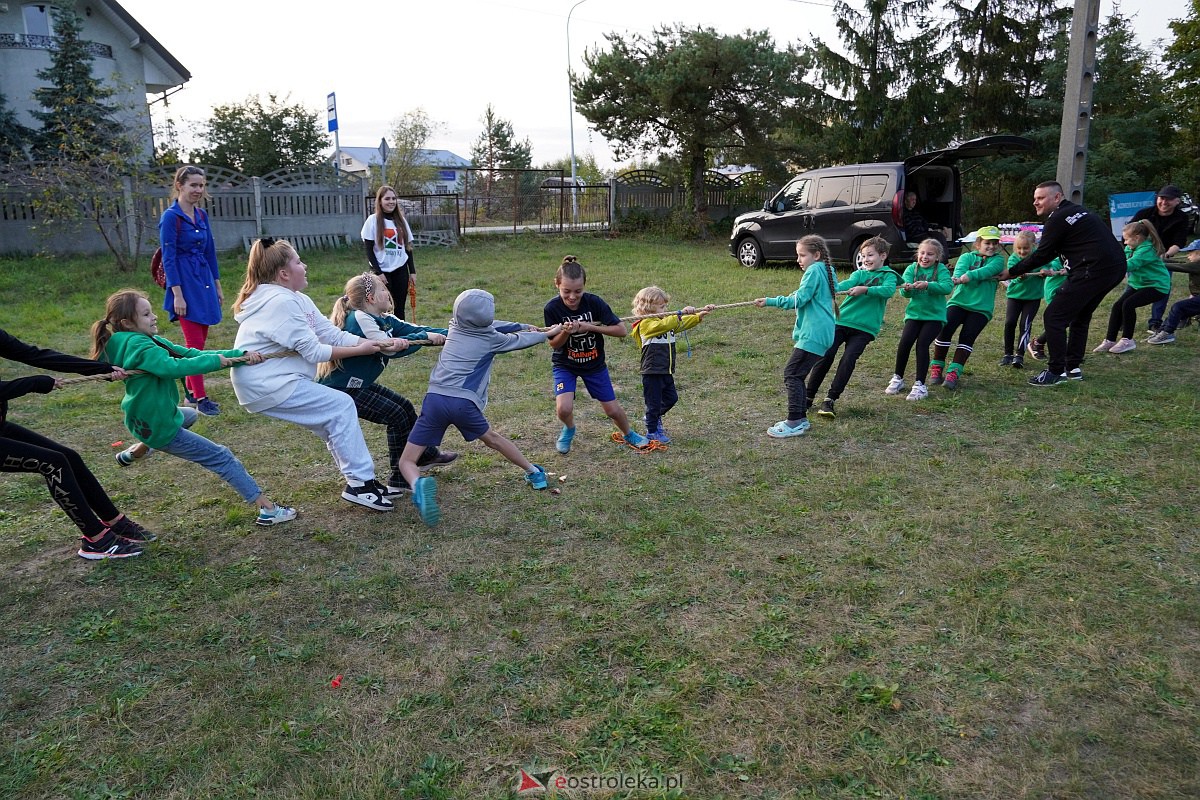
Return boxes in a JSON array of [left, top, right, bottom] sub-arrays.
[[23, 4, 56, 37]]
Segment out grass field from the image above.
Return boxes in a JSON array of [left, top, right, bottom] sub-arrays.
[[1, 235, 1197, 799]]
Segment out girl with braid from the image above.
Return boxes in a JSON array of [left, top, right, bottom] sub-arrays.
[[754, 235, 838, 438]]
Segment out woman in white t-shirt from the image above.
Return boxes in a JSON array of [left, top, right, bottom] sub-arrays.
[[361, 185, 416, 319]]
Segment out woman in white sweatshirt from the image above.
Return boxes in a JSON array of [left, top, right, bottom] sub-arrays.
[[231, 237, 393, 512]]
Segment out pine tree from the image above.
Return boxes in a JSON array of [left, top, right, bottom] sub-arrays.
[[0, 91, 32, 162], [470, 105, 532, 217], [30, 8, 123, 158], [1164, 0, 1200, 189], [803, 0, 953, 165]]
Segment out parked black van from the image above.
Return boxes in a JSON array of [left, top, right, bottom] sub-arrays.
[[729, 135, 1033, 266]]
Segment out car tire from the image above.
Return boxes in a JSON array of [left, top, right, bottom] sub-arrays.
[[736, 236, 764, 268], [850, 237, 873, 269]]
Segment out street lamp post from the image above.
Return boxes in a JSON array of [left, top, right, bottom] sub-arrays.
[[567, 0, 590, 225]]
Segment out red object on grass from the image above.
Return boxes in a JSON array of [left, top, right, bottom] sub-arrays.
[[330, 674, 343, 688]]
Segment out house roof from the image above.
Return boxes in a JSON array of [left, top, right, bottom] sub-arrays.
[[339, 147, 472, 169], [97, 0, 190, 92]]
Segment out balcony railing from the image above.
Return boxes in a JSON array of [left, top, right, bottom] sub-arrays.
[[0, 33, 113, 58]]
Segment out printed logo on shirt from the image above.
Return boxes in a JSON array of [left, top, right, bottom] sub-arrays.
[[560, 312, 600, 364], [383, 224, 401, 251], [347, 377, 363, 389]]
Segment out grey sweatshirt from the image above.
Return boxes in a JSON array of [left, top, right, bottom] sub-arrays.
[[427, 289, 547, 410]]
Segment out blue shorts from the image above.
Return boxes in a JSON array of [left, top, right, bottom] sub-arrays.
[[409, 393, 489, 446], [552, 365, 616, 402]]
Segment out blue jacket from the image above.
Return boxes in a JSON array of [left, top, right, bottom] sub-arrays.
[[160, 202, 222, 326]]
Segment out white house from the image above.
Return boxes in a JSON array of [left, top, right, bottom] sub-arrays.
[[0, 0, 189, 156], [332, 143, 472, 194]]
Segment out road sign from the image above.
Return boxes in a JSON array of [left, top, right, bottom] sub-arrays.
[[327, 92, 338, 133]]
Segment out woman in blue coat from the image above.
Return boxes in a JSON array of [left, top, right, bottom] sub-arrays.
[[160, 165, 223, 415]]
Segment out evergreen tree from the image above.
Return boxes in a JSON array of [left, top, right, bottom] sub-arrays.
[[574, 25, 807, 236], [469, 105, 532, 217], [1164, 0, 1200, 189], [802, 0, 952, 165], [30, 8, 124, 158], [0, 91, 32, 162], [1083, 8, 1174, 202]]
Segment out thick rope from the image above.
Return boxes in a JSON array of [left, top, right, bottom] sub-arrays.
[[55, 340, 444, 386], [618, 300, 760, 323]]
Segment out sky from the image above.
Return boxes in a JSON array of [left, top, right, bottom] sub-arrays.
[[116, 0, 1181, 172]]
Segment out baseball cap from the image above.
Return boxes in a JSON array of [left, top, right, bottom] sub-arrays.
[[1180, 239, 1200, 253], [1157, 185, 1183, 199], [974, 226, 1002, 241]]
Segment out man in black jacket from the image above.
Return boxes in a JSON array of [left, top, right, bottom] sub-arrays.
[[1131, 185, 1189, 333], [1005, 181, 1126, 386]]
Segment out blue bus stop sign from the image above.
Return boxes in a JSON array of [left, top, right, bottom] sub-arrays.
[[327, 93, 338, 133]]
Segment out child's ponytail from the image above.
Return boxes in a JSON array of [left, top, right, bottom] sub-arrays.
[[90, 289, 147, 359]]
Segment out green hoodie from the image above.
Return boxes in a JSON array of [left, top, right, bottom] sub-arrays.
[[899, 261, 953, 323], [764, 260, 837, 355], [834, 267, 897, 336], [948, 251, 1006, 320], [1125, 240, 1170, 293], [104, 332, 242, 449], [1005, 252, 1044, 301]]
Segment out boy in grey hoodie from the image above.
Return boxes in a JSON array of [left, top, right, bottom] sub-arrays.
[[397, 289, 562, 525]]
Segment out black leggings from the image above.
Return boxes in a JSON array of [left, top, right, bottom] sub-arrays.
[[894, 319, 941, 383], [783, 348, 823, 420], [0, 421, 117, 537], [806, 326, 875, 401], [381, 268, 412, 321], [1003, 298, 1040, 356], [1105, 286, 1169, 341], [934, 306, 990, 367]]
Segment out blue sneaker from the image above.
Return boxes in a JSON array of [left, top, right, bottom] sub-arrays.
[[525, 465, 548, 490], [195, 396, 221, 416], [556, 425, 575, 454], [623, 429, 650, 448], [647, 424, 671, 444], [412, 476, 440, 526]]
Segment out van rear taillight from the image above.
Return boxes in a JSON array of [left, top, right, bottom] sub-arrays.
[[892, 190, 904, 227]]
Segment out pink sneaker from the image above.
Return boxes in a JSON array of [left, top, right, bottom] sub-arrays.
[[1109, 338, 1137, 354]]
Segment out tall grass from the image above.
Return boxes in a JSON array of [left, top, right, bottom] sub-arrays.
[[1, 235, 1197, 799]]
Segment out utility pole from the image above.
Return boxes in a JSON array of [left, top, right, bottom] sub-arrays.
[[1056, 0, 1101, 205]]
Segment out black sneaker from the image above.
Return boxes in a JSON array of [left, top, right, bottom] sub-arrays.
[[78, 532, 143, 560], [416, 448, 459, 468], [1011, 355, 1025, 369], [1028, 369, 1067, 387], [1067, 367, 1083, 381], [341, 480, 394, 511], [816, 399, 836, 418], [109, 515, 158, 543], [1026, 340, 1046, 361], [383, 475, 412, 497], [998, 354, 1014, 367]]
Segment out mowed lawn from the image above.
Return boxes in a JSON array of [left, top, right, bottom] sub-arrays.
[[1, 235, 1197, 799]]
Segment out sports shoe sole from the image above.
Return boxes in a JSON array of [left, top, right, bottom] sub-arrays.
[[413, 478, 440, 526]]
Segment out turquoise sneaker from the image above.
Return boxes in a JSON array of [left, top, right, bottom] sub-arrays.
[[412, 476, 440, 526], [556, 425, 575, 454], [525, 465, 548, 490], [766, 419, 811, 438], [623, 429, 650, 448]]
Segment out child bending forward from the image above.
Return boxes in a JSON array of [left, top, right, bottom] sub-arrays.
[[398, 289, 562, 526]]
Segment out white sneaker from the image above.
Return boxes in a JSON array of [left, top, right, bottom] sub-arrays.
[[1109, 337, 1137, 354], [1092, 339, 1116, 353], [906, 382, 928, 401], [884, 374, 906, 395], [1146, 331, 1176, 344]]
